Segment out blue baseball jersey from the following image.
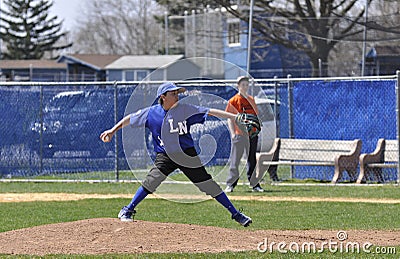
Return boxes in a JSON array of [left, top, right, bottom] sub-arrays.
[[129, 103, 209, 153]]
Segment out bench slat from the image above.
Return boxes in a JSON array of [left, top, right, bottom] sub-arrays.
[[279, 150, 351, 162], [385, 140, 398, 149], [384, 150, 398, 162], [262, 161, 335, 166], [280, 139, 356, 151], [367, 163, 397, 168], [383, 140, 398, 162], [383, 138, 398, 162]]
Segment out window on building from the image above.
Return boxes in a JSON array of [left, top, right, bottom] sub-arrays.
[[228, 21, 240, 45], [136, 70, 148, 81], [124, 70, 135, 81], [122, 70, 149, 81]]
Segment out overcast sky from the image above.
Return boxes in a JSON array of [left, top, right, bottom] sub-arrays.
[[51, 0, 82, 30], [0, 0, 82, 31]]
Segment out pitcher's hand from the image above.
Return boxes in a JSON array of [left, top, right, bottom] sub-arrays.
[[100, 130, 113, 143]]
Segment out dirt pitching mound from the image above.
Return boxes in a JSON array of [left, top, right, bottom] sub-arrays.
[[0, 218, 399, 256]]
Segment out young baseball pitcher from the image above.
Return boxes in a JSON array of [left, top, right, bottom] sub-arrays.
[[100, 82, 260, 227]]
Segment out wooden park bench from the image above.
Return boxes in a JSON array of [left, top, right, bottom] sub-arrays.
[[357, 139, 398, 183], [256, 138, 362, 183]]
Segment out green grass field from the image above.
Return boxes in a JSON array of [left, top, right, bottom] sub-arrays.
[[0, 181, 399, 258]]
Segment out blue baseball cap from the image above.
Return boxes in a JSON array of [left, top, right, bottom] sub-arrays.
[[157, 82, 186, 97]]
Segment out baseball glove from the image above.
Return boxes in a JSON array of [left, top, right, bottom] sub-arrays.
[[235, 113, 261, 139]]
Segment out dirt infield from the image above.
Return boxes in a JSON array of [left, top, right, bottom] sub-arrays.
[[0, 193, 399, 256], [0, 218, 399, 256]]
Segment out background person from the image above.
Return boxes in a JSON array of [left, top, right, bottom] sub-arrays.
[[225, 76, 264, 193]]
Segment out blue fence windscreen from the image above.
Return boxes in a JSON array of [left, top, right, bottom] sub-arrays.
[[0, 79, 398, 182]]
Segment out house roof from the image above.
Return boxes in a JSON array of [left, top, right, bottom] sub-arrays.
[[57, 54, 123, 70], [0, 60, 66, 69], [105, 55, 184, 69]]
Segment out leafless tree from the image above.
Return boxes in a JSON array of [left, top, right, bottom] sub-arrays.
[[71, 0, 165, 55], [215, 0, 400, 77], [329, 0, 400, 76], [369, 0, 400, 43]]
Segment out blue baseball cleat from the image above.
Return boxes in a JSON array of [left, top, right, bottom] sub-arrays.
[[118, 206, 136, 222], [232, 210, 252, 227]]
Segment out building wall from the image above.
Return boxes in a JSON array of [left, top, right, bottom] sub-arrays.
[[223, 19, 248, 79], [0, 68, 66, 82], [222, 13, 311, 79], [106, 61, 200, 81], [67, 64, 103, 81]]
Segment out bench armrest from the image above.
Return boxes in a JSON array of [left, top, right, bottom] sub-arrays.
[[256, 138, 280, 157], [332, 139, 362, 183], [360, 138, 385, 165], [356, 138, 385, 183], [255, 138, 280, 178]]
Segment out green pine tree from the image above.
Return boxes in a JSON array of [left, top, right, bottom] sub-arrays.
[[0, 0, 72, 59]]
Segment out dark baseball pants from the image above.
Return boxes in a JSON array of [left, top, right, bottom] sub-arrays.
[[142, 147, 223, 197]]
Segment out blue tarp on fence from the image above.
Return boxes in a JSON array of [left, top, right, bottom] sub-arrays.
[[0, 79, 398, 182], [287, 80, 397, 181]]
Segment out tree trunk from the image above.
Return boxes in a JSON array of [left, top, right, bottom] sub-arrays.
[[309, 45, 330, 77]]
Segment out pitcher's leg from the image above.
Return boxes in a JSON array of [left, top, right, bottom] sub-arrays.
[[119, 153, 177, 221], [179, 148, 252, 227]]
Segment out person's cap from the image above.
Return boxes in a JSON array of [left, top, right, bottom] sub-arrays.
[[237, 76, 250, 84], [157, 82, 186, 97]]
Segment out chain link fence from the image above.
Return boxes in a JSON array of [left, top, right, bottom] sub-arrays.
[[0, 76, 399, 183]]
